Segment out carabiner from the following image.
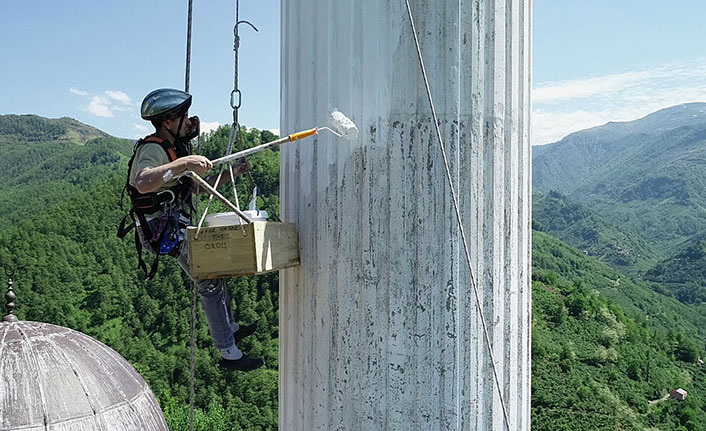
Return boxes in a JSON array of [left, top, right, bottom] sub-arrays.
[[157, 189, 176, 204], [230, 89, 242, 109]]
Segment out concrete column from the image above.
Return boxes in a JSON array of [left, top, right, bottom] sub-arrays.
[[280, 1, 531, 430]]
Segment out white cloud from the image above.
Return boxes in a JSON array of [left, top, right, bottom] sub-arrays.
[[133, 124, 149, 133], [532, 58, 706, 145], [200, 121, 221, 134], [75, 89, 134, 118], [105, 90, 131, 104], [268, 128, 280, 136], [70, 87, 89, 96], [87, 96, 114, 118]]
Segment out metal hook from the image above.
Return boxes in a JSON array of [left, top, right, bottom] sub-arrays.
[[233, 20, 258, 50], [236, 20, 259, 34]]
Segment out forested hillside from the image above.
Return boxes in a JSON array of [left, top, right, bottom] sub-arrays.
[[4, 115, 706, 430], [533, 103, 706, 257], [533, 191, 656, 272], [646, 240, 706, 305], [0, 115, 127, 230], [0, 115, 281, 430], [532, 103, 706, 308], [533, 231, 706, 431]]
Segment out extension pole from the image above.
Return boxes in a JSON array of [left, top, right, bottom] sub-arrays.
[[183, 171, 253, 225], [210, 128, 317, 167]]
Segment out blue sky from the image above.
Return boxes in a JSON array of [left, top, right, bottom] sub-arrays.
[[534, 0, 706, 144], [1, 0, 280, 138], [2, 1, 706, 144]]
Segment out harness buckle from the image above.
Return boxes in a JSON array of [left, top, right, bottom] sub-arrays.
[[156, 189, 176, 204]]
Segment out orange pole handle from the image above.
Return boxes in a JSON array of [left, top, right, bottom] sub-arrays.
[[288, 128, 318, 142]]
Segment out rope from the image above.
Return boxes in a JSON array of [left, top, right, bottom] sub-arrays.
[[185, 0, 194, 93], [184, 1, 196, 430], [195, 0, 258, 238], [402, 1, 511, 429], [189, 277, 197, 431]]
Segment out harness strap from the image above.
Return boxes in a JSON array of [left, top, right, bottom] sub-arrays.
[[118, 134, 194, 280]]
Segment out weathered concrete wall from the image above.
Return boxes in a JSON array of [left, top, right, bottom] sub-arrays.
[[280, 1, 531, 430]]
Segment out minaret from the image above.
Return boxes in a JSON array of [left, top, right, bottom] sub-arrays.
[[3, 276, 18, 322], [280, 1, 531, 430]]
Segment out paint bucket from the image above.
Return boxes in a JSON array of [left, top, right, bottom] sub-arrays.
[[205, 209, 268, 227]]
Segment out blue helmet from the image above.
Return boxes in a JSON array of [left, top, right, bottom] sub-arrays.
[[141, 88, 192, 121]]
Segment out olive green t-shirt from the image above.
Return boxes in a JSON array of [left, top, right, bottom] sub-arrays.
[[128, 142, 180, 191]]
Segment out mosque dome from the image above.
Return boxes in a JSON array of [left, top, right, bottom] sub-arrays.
[[0, 320, 168, 430]]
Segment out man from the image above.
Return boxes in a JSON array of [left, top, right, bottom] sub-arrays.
[[120, 88, 263, 372]]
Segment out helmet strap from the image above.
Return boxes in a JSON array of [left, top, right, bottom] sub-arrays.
[[165, 115, 191, 158]]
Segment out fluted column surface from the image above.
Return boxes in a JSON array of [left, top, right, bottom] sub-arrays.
[[280, 1, 531, 430]]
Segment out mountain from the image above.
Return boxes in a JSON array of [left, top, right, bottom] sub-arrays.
[[533, 103, 706, 195], [533, 103, 706, 268], [533, 191, 656, 272], [532, 103, 706, 308], [0, 114, 134, 230], [0, 114, 109, 144], [645, 240, 706, 304]]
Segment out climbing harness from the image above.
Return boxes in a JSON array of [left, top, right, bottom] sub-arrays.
[[403, 1, 511, 429], [117, 135, 193, 281]]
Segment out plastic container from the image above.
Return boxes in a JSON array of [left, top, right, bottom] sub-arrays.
[[205, 210, 268, 227]]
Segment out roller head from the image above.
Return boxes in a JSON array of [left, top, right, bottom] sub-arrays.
[[328, 110, 358, 141]]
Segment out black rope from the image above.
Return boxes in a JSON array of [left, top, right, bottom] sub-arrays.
[[184, 2, 196, 431], [185, 0, 194, 93]]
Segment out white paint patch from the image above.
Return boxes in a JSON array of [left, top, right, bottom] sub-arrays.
[[162, 170, 174, 182]]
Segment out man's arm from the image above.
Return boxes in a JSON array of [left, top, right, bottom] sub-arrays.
[[134, 155, 212, 194]]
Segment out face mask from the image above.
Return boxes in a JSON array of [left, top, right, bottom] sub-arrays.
[[184, 116, 200, 141], [165, 115, 199, 157]]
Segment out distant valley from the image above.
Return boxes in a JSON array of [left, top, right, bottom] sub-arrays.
[[533, 103, 706, 303]]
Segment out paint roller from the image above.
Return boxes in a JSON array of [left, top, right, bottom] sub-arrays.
[[182, 110, 358, 228], [210, 110, 358, 167]]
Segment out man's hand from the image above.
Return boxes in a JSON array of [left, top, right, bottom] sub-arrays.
[[182, 155, 212, 175]]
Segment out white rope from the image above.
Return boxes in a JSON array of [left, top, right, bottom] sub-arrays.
[[403, 1, 511, 429]]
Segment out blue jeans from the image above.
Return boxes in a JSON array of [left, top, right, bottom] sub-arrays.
[[140, 220, 239, 350]]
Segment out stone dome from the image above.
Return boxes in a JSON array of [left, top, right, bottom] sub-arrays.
[[0, 320, 168, 431]]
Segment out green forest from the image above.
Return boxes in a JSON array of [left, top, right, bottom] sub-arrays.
[[0, 116, 281, 430], [3, 114, 706, 430]]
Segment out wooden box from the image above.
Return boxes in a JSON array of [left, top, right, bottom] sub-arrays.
[[186, 222, 299, 279]]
